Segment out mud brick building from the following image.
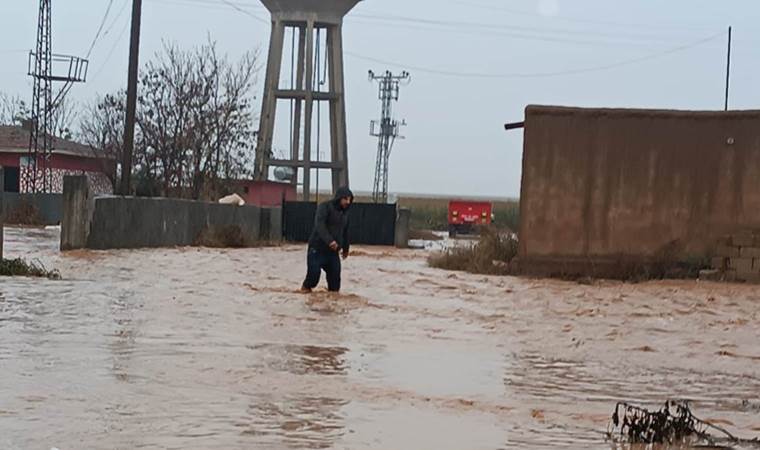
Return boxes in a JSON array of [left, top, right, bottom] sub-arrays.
[[516, 105, 760, 277]]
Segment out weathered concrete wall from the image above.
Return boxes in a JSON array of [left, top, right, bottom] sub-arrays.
[[268, 206, 283, 242], [86, 197, 263, 249], [61, 176, 283, 250], [519, 106, 760, 272], [3, 193, 63, 225], [395, 208, 411, 248], [61, 176, 93, 251]]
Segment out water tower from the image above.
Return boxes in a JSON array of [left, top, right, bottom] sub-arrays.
[[254, 0, 361, 201]]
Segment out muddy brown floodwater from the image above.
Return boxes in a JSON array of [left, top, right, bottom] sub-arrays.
[[2, 227, 760, 449]]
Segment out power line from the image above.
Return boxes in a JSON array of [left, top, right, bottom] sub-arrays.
[[148, 0, 268, 23], [351, 11, 702, 43], [199, 0, 726, 53], [91, 14, 132, 82], [175, 0, 719, 49], [447, 0, 716, 32], [168, 0, 700, 47], [145, 0, 268, 23], [150, 0, 261, 9], [217, 0, 268, 24], [345, 31, 727, 79], [347, 18, 691, 48], [190, 0, 726, 81], [85, 0, 116, 59], [102, 0, 132, 39]]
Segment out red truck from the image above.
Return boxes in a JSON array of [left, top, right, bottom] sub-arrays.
[[448, 200, 493, 237]]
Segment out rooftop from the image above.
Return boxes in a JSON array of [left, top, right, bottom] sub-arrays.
[[0, 125, 99, 159]]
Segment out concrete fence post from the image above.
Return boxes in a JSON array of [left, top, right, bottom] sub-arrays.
[[61, 175, 93, 251], [269, 207, 283, 242], [259, 207, 271, 242], [0, 166, 4, 260], [395, 207, 411, 248]]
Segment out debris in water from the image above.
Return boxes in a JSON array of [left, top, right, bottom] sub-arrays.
[[608, 400, 760, 447]]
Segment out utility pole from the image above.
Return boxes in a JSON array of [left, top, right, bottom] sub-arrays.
[[724, 26, 732, 111], [368, 70, 410, 204], [121, 0, 142, 196], [27, 0, 87, 193]]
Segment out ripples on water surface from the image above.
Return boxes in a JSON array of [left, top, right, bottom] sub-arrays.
[[2, 227, 760, 449]]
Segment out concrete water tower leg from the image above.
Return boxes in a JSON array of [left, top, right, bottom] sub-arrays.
[[328, 24, 349, 190], [255, 20, 286, 182], [290, 27, 306, 188], [301, 19, 315, 202], [254, 0, 361, 201]]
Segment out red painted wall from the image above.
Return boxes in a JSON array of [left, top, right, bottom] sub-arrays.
[[50, 154, 107, 172], [0, 151, 108, 173], [242, 181, 296, 207], [0, 153, 19, 167]]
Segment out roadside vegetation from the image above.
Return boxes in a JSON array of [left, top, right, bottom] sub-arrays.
[[0, 258, 61, 279], [428, 228, 518, 275], [428, 231, 709, 281]]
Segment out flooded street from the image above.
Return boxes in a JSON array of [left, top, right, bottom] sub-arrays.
[[2, 227, 760, 449]]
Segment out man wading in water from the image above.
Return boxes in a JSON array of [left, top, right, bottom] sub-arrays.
[[300, 187, 354, 293]]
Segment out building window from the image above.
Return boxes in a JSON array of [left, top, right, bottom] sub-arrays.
[[4, 166, 20, 193]]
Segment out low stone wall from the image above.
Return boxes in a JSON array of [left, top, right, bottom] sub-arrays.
[[61, 175, 280, 250], [706, 231, 760, 283]]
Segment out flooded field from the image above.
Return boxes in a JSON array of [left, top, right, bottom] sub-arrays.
[[2, 227, 760, 449]]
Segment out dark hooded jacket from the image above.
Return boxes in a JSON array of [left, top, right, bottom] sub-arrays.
[[308, 187, 354, 253]]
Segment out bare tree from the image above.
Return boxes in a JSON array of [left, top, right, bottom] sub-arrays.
[[0, 90, 78, 140], [77, 40, 259, 199], [78, 93, 126, 191], [50, 98, 79, 140], [187, 39, 259, 199], [0, 92, 28, 126], [138, 43, 196, 197], [136, 40, 259, 199]]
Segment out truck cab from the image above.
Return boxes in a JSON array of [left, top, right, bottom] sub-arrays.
[[448, 200, 493, 237]]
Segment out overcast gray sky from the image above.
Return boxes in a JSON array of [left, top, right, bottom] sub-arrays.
[[2, 0, 758, 198]]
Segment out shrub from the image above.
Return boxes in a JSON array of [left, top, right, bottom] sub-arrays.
[[0, 258, 61, 279], [428, 228, 518, 275]]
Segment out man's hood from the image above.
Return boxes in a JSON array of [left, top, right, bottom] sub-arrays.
[[333, 187, 354, 207]]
